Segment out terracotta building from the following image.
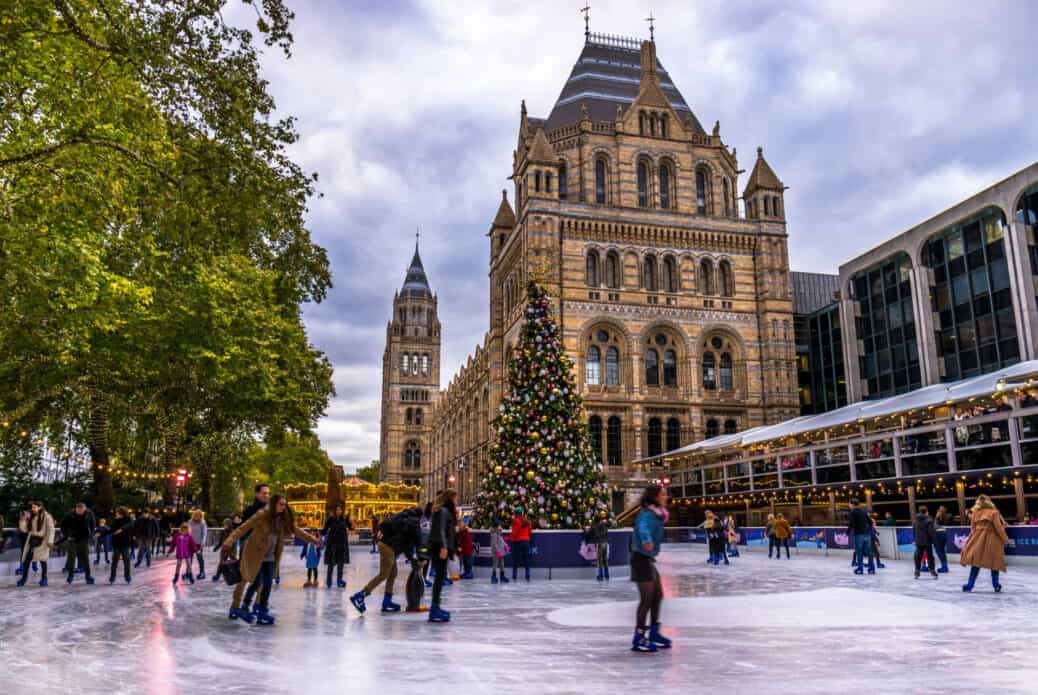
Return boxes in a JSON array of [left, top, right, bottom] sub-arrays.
[[381, 32, 800, 509]]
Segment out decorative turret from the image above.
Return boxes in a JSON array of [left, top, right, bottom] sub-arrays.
[[743, 147, 786, 221], [489, 189, 516, 259], [517, 127, 559, 204]]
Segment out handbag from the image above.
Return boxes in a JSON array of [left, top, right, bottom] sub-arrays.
[[220, 558, 242, 585]]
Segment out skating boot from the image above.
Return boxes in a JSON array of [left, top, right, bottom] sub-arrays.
[[84, 576, 94, 585], [235, 605, 256, 623], [66, 572, 74, 584], [631, 628, 657, 653], [491, 571, 499, 584], [349, 590, 367, 614], [428, 605, 451, 623], [524, 568, 530, 582], [39, 576, 48, 587], [381, 594, 402, 613], [499, 573, 509, 584], [962, 579, 975, 592], [326, 576, 332, 588], [337, 579, 347, 588], [125, 576, 132, 584], [197, 572, 205, 580], [853, 566, 864, 575], [172, 576, 178, 585], [603, 567, 609, 581], [255, 607, 275, 625], [187, 574, 195, 585], [648, 623, 672, 649], [596, 569, 603, 581], [16, 575, 27, 587], [460, 570, 474, 580]]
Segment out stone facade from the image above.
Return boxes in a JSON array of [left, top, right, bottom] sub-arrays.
[[417, 34, 800, 507]]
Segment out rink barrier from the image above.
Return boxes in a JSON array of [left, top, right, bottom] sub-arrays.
[[661, 526, 1038, 565], [468, 529, 633, 580]]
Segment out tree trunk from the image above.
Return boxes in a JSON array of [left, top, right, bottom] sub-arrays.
[[88, 392, 115, 517]]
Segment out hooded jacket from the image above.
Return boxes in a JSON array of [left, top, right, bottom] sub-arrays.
[[912, 512, 937, 547]]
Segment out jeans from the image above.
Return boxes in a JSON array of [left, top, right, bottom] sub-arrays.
[[768, 534, 777, 557], [853, 533, 875, 570], [135, 545, 152, 567], [934, 531, 948, 569], [110, 547, 131, 582], [431, 553, 448, 606], [775, 538, 790, 558], [512, 540, 531, 579], [238, 560, 275, 610], [195, 551, 205, 575], [914, 544, 936, 574], [597, 542, 609, 570], [95, 542, 109, 564], [462, 555, 473, 574]]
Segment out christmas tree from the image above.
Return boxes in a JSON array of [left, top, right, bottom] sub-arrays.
[[474, 281, 613, 530]]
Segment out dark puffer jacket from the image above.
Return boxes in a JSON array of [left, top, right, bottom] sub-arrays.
[[379, 507, 422, 558], [912, 512, 937, 547]]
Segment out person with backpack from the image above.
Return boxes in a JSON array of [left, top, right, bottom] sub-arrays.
[[428, 489, 458, 623], [350, 506, 422, 614]]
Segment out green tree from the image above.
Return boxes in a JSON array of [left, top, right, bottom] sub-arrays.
[[474, 282, 612, 530], [355, 460, 380, 484], [244, 433, 332, 493]]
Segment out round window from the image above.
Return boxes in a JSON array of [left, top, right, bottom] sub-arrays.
[[711, 336, 723, 349], [655, 334, 667, 346], [597, 330, 609, 343]]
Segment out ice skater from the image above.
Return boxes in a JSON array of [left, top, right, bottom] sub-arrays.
[[427, 489, 458, 623], [211, 518, 234, 582], [510, 506, 533, 582], [108, 507, 133, 584], [61, 502, 95, 584], [370, 515, 380, 553], [16, 501, 54, 587], [933, 505, 952, 573], [489, 519, 510, 583], [322, 503, 352, 588], [912, 505, 939, 580], [765, 513, 777, 558], [457, 517, 474, 579], [350, 506, 423, 615], [300, 533, 322, 587], [960, 494, 1009, 593], [223, 493, 321, 625], [773, 513, 792, 559], [704, 511, 726, 565], [588, 516, 609, 580], [848, 499, 875, 574], [188, 510, 208, 580], [724, 514, 740, 558], [169, 523, 200, 585], [630, 484, 671, 653], [133, 509, 159, 568], [94, 517, 111, 566]]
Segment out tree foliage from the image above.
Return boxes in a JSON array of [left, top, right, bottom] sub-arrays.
[[354, 460, 380, 484]]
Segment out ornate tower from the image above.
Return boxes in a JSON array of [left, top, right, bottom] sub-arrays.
[[379, 241, 440, 486]]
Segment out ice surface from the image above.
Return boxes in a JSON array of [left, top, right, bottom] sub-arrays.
[[3, 545, 1038, 695]]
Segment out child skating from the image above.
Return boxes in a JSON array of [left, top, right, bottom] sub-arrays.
[[301, 535, 322, 587], [489, 520, 510, 583], [169, 523, 200, 585]]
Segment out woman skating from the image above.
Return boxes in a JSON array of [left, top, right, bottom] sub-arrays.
[[188, 510, 208, 580], [960, 494, 1009, 593], [222, 493, 321, 625], [322, 503, 352, 588], [630, 484, 670, 653], [704, 511, 726, 565], [428, 488, 458, 623], [16, 501, 54, 587]]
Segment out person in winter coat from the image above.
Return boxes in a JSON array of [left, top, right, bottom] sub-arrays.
[[94, 518, 111, 566], [169, 523, 201, 585], [187, 510, 208, 580], [848, 499, 876, 574], [350, 506, 422, 615], [16, 501, 54, 587], [489, 519, 510, 584], [510, 507, 533, 582], [704, 511, 726, 565], [108, 508, 133, 584], [933, 505, 952, 573], [457, 518, 475, 579], [773, 513, 792, 560], [960, 494, 1010, 593], [427, 489, 458, 623], [912, 506, 939, 580], [300, 534, 323, 587], [420, 503, 433, 585], [133, 510, 160, 568], [588, 517, 610, 580], [724, 515, 740, 558], [765, 513, 777, 558], [61, 502, 95, 583], [211, 518, 235, 583], [322, 503, 352, 588], [222, 494, 320, 625], [630, 484, 670, 653]]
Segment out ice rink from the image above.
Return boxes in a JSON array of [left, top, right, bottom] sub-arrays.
[[2, 545, 1036, 694]]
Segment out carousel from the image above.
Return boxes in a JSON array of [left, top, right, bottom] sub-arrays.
[[286, 465, 420, 529]]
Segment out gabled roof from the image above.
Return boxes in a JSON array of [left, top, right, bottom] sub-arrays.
[[526, 127, 557, 164], [400, 241, 432, 298], [544, 35, 704, 133], [743, 147, 784, 196], [492, 189, 516, 228]]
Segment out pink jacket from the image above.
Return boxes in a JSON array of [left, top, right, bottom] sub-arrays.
[[169, 533, 200, 560]]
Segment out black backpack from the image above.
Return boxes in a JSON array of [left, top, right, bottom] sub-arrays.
[[380, 509, 414, 540]]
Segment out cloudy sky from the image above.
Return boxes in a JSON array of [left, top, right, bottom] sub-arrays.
[[250, 0, 1038, 469]]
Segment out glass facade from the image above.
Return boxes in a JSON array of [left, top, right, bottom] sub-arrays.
[[924, 208, 1018, 381], [1018, 185, 1038, 308], [852, 253, 921, 399], [798, 302, 846, 414]]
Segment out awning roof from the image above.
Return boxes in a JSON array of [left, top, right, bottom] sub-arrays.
[[637, 360, 1038, 465]]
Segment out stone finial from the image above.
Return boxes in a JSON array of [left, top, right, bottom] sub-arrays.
[[501, 189, 508, 201], [713, 120, 720, 136], [757, 146, 764, 158], [581, 102, 590, 120], [521, 99, 527, 118]]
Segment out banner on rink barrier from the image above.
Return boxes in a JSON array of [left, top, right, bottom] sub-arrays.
[[471, 529, 632, 568], [795, 528, 827, 549]]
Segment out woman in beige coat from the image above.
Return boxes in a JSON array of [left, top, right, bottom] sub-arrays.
[[960, 494, 1009, 593], [222, 493, 319, 624], [17, 501, 54, 587]]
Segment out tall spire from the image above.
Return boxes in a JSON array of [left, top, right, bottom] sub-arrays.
[[401, 235, 432, 298]]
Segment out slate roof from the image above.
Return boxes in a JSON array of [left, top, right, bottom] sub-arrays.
[[401, 242, 432, 298]]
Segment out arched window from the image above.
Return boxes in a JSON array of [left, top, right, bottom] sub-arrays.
[[588, 416, 603, 464], [637, 161, 649, 207], [696, 170, 708, 214], [663, 349, 677, 387], [719, 260, 733, 297], [401, 353, 409, 375], [415, 408, 423, 425], [660, 114, 668, 138], [586, 250, 600, 287], [703, 352, 716, 390], [662, 256, 677, 293], [723, 178, 731, 216], [643, 255, 658, 292], [706, 419, 719, 439], [607, 416, 622, 466], [605, 346, 620, 386], [645, 348, 660, 386], [647, 417, 663, 457], [605, 252, 620, 289], [638, 112, 645, 135], [586, 345, 601, 386], [720, 352, 733, 390], [405, 408, 413, 425], [649, 113, 656, 136], [774, 196, 781, 217], [724, 419, 738, 435], [421, 353, 430, 375], [534, 171, 542, 193], [595, 159, 607, 204], [545, 172, 552, 193], [659, 164, 671, 210], [404, 441, 421, 469], [700, 259, 714, 295], [666, 417, 681, 452], [559, 162, 568, 200]]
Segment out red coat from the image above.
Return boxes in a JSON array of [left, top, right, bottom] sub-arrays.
[[511, 517, 532, 542], [458, 527, 474, 557]]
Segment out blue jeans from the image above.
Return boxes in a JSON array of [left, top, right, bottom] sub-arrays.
[[135, 546, 151, 567], [195, 551, 205, 575], [512, 540, 531, 579], [242, 560, 276, 610], [934, 531, 948, 569], [853, 533, 874, 570]]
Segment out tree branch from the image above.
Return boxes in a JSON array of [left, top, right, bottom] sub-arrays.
[[53, 0, 111, 52], [0, 137, 179, 184]]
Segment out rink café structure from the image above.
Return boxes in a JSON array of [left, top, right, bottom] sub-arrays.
[[645, 361, 1038, 527]]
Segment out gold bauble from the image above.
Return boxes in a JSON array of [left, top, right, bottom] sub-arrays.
[[525, 470, 535, 480], [494, 465, 503, 475]]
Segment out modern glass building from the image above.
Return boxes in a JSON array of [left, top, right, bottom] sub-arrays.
[[791, 272, 845, 415]]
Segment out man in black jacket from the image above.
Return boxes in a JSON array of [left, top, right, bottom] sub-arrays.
[[350, 507, 421, 615], [109, 507, 134, 584], [133, 510, 160, 568], [848, 499, 875, 575], [912, 506, 939, 580], [61, 503, 95, 584]]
